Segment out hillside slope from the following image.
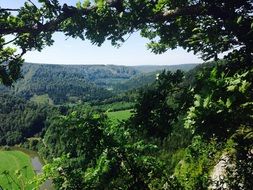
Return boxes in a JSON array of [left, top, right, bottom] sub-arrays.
[[0, 63, 198, 104]]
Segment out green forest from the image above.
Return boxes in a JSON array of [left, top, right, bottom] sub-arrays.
[[0, 0, 252, 190]]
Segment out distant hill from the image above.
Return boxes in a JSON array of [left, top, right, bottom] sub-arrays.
[[132, 64, 199, 73], [13, 63, 141, 104], [0, 63, 199, 104], [19, 63, 140, 88], [113, 72, 157, 92], [114, 64, 200, 91]]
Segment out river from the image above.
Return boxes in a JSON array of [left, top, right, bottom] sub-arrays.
[[12, 147, 54, 190]]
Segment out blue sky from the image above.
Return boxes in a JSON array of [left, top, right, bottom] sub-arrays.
[[1, 0, 203, 65]]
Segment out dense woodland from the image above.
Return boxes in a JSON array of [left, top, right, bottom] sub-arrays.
[[36, 60, 252, 189], [0, 0, 252, 189], [0, 63, 194, 146], [0, 63, 195, 104], [1, 60, 252, 189], [0, 94, 49, 145]]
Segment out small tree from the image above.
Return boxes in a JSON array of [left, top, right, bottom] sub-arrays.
[[132, 70, 184, 140]]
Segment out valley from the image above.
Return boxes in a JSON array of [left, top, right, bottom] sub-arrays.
[[0, 63, 198, 189], [1, 63, 197, 105], [1, 1, 252, 189], [0, 58, 252, 189]]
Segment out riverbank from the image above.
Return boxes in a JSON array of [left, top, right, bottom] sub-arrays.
[[0, 147, 53, 190], [0, 150, 35, 189]]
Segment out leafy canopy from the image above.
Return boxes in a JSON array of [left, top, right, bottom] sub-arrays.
[[1, 0, 253, 85]]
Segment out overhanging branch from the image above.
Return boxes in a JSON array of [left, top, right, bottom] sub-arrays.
[[0, 3, 205, 36], [153, 4, 205, 21], [0, 8, 20, 12]]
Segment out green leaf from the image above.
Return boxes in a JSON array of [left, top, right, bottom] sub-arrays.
[[237, 16, 242, 24], [227, 85, 236, 91], [194, 95, 201, 107], [192, 28, 200, 32], [83, 0, 91, 8], [226, 98, 232, 108], [76, 1, 82, 9], [203, 96, 211, 108], [239, 80, 251, 93], [210, 67, 217, 80]]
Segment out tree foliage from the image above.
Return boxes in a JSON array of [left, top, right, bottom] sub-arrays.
[[0, 0, 252, 84], [132, 70, 185, 140], [1, 0, 253, 189], [39, 109, 164, 189], [0, 94, 53, 145]]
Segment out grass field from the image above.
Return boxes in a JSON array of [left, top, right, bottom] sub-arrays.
[[0, 150, 35, 190], [30, 94, 54, 105], [107, 109, 133, 123]]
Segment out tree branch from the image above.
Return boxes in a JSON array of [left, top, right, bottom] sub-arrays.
[[153, 4, 205, 21], [0, 4, 96, 35], [0, 8, 20, 12], [0, 3, 205, 36], [28, 0, 38, 10], [2, 35, 20, 46]]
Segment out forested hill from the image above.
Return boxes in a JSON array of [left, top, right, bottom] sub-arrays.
[[0, 63, 198, 104], [132, 64, 198, 73], [19, 62, 140, 88]]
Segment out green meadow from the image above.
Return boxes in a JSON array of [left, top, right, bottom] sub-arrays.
[[0, 150, 35, 190], [107, 109, 133, 124]]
